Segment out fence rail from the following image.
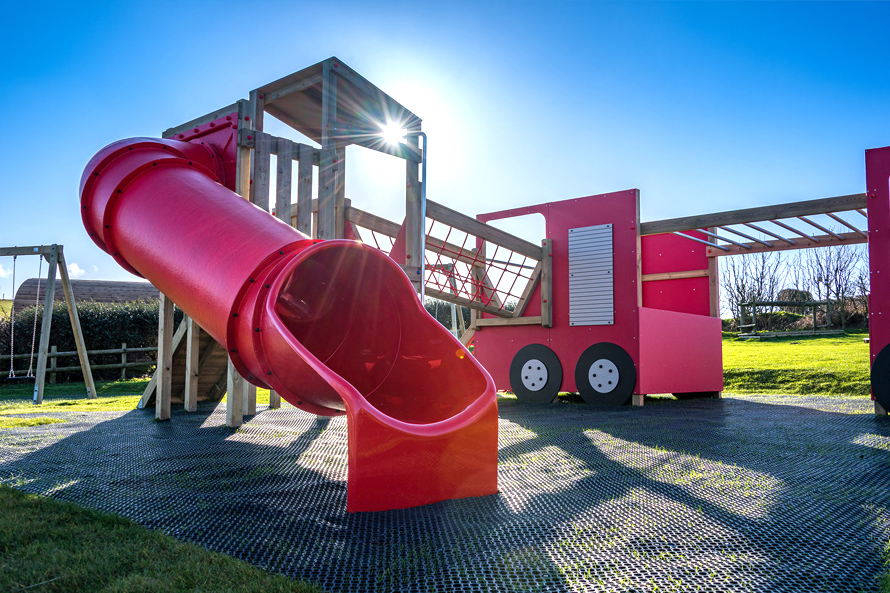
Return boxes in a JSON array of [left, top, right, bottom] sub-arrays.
[[3, 343, 157, 382]]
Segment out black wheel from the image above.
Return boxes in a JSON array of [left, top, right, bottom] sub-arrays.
[[509, 344, 563, 403], [871, 343, 890, 411], [575, 342, 636, 405]]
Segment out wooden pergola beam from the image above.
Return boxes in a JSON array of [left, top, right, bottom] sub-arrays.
[[771, 219, 819, 243], [707, 231, 866, 257], [640, 193, 867, 236], [826, 212, 867, 237], [717, 225, 772, 247], [743, 222, 795, 245]]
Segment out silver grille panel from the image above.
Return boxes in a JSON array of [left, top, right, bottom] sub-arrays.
[[568, 223, 614, 325]]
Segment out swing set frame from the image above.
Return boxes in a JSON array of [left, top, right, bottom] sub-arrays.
[[2, 244, 96, 403]]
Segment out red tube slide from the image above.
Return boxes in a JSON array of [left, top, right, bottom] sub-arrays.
[[80, 129, 497, 512]]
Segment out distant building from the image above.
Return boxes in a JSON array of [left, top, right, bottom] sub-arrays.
[[12, 279, 160, 314]]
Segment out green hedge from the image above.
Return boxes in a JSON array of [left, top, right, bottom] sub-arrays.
[[0, 301, 183, 381]]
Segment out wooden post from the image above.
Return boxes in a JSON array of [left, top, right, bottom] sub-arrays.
[[184, 316, 199, 413], [317, 60, 338, 241], [877, 400, 888, 417], [243, 380, 257, 416], [32, 246, 58, 405], [470, 246, 483, 330], [120, 342, 127, 381], [541, 239, 553, 328], [248, 89, 265, 136], [49, 345, 57, 384], [276, 138, 293, 223], [251, 132, 271, 210], [405, 122, 423, 294], [226, 358, 244, 428], [318, 149, 337, 240], [269, 138, 292, 412], [296, 144, 313, 235], [225, 99, 253, 425], [57, 249, 96, 399], [236, 103, 253, 199], [156, 293, 174, 421], [334, 147, 347, 239], [708, 228, 720, 317]]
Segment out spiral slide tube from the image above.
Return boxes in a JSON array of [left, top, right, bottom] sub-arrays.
[[80, 134, 497, 512]]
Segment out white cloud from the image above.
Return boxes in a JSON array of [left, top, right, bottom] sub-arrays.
[[67, 263, 86, 278], [91, 265, 98, 273], [0, 264, 9, 279]]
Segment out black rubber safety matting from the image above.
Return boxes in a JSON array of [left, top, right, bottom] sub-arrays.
[[1, 394, 888, 592]]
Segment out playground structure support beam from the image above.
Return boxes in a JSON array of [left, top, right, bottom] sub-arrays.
[[705, 231, 866, 257], [639, 193, 867, 235]]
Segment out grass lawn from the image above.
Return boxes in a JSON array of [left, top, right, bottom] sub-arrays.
[[722, 331, 870, 396], [0, 485, 323, 593], [0, 378, 150, 424], [0, 378, 285, 419]]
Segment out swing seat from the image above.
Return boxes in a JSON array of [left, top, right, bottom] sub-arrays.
[[4, 375, 35, 383]]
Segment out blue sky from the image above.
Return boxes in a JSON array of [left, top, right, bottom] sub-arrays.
[[1, 1, 887, 297]]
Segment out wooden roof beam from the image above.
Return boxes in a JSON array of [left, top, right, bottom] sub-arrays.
[[770, 220, 819, 243], [672, 231, 730, 252], [263, 73, 324, 103], [797, 216, 843, 240], [743, 222, 795, 245], [708, 231, 866, 257], [695, 228, 751, 250], [717, 225, 772, 247], [825, 212, 867, 237]]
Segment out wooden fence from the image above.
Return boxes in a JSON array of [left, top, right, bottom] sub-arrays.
[[3, 343, 157, 382]]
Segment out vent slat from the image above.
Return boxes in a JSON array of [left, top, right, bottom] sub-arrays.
[[568, 224, 614, 326]]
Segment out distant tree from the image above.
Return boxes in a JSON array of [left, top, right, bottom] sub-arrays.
[[720, 251, 784, 322]]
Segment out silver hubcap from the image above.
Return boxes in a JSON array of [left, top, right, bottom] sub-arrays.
[[589, 358, 619, 393], [521, 359, 548, 392]]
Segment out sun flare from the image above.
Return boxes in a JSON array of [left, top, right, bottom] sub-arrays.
[[380, 123, 406, 144]]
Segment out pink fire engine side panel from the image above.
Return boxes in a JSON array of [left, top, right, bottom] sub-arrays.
[[640, 232, 711, 316], [637, 307, 723, 395], [475, 191, 643, 394]]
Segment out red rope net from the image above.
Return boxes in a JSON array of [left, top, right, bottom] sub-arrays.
[[352, 219, 538, 315]]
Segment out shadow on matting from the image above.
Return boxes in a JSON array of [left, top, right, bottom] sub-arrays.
[[0, 394, 887, 592]]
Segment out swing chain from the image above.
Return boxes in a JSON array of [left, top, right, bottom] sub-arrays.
[[7, 255, 15, 378], [26, 256, 43, 378]]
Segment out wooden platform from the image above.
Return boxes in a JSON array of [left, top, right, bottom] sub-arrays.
[[139, 319, 228, 408]]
